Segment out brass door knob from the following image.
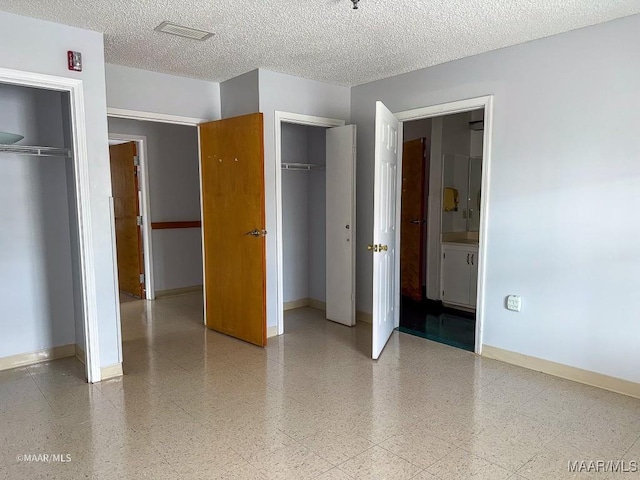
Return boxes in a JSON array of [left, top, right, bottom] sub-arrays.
[[379, 244, 388, 251], [367, 244, 378, 252]]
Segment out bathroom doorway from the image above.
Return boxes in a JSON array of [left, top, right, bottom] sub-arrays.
[[398, 108, 485, 351]]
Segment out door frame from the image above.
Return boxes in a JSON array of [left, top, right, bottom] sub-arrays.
[[394, 95, 494, 354], [107, 134, 154, 299], [274, 111, 345, 336], [106, 109, 210, 335], [0, 67, 102, 382]]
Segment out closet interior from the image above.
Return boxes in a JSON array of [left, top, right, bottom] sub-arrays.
[[0, 82, 84, 374], [281, 123, 327, 321]]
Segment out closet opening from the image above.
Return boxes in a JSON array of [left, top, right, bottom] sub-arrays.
[[280, 122, 329, 331], [274, 112, 356, 336], [0, 80, 91, 380], [398, 108, 485, 352]]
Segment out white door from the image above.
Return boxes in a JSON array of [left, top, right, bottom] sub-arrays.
[[372, 101, 401, 359], [326, 125, 357, 326]]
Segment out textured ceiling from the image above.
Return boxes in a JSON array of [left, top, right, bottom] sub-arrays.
[[0, 0, 638, 86]]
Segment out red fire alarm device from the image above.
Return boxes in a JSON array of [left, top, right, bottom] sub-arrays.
[[67, 51, 82, 72]]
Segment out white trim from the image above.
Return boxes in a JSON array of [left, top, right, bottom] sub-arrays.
[[107, 133, 155, 300], [108, 197, 123, 366], [107, 107, 208, 126], [100, 363, 123, 380], [197, 126, 207, 326], [482, 345, 640, 400], [0, 67, 102, 383], [394, 95, 493, 355], [274, 111, 345, 336]]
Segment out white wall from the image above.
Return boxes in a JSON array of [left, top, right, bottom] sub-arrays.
[[220, 70, 259, 119], [0, 84, 76, 358], [0, 11, 120, 368], [107, 118, 203, 292], [105, 64, 220, 120], [351, 14, 640, 383], [282, 123, 310, 302], [258, 69, 350, 327]]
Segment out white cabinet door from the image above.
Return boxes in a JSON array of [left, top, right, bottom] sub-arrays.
[[441, 247, 471, 306], [469, 251, 478, 308]]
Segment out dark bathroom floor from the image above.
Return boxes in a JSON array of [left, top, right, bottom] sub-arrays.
[[399, 296, 476, 352]]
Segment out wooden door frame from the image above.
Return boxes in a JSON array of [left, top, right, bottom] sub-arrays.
[[0, 67, 102, 382], [107, 134, 154, 299], [274, 111, 345, 336], [394, 95, 494, 355]]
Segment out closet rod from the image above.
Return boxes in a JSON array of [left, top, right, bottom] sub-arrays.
[[281, 162, 325, 171], [0, 144, 71, 158]]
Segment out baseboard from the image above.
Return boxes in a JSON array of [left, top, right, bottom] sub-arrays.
[[482, 345, 640, 400], [356, 310, 372, 324], [155, 285, 203, 298], [283, 298, 311, 311], [101, 363, 123, 380], [75, 344, 86, 365], [267, 326, 278, 338], [0, 344, 75, 372], [284, 298, 327, 312]]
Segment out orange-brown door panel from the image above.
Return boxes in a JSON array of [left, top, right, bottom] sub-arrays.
[[109, 141, 144, 299], [199, 113, 266, 347], [400, 138, 426, 302]]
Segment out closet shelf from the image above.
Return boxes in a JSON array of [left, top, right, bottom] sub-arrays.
[[281, 162, 325, 171], [0, 144, 71, 158]]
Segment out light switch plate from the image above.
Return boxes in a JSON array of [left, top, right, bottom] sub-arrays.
[[506, 295, 522, 312]]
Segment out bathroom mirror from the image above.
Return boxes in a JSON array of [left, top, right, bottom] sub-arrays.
[[441, 154, 482, 233]]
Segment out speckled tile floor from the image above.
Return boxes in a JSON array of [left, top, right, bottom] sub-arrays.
[[1, 293, 639, 479]]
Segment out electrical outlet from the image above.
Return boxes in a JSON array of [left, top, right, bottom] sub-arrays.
[[506, 295, 522, 312]]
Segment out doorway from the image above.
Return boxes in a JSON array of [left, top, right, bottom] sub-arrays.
[[274, 112, 356, 335], [371, 96, 493, 358], [398, 110, 485, 351], [0, 68, 101, 382]]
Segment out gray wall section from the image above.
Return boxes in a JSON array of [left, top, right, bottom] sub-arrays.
[[0, 84, 76, 358], [107, 118, 203, 292], [351, 14, 640, 383], [220, 69, 260, 119], [105, 63, 221, 120]]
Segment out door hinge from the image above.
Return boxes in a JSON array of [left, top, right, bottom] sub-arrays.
[[139, 273, 145, 284], [442, 290, 445, 296], [133, 155, 140, 166], [136, 215, 143, 226], [443, 252, 446, 259]]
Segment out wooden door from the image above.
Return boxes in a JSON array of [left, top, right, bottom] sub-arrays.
[[109, 142, 144, 298], [372, 101, 401, 360], [325, 125, 356, 326], [400, 138, 425, 302], [199, 113, 267, 347]]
